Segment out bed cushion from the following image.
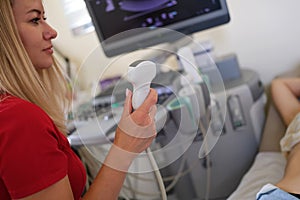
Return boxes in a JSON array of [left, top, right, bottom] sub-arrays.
[[227, 152, 286, 200]]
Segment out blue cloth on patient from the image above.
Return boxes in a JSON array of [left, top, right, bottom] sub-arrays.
[[257, 184, 299, 200]]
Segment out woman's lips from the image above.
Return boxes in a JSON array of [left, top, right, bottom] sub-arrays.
[[43, 46, 53, 54]]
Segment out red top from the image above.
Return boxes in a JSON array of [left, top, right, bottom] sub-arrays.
[[0, 95, 86, 199]]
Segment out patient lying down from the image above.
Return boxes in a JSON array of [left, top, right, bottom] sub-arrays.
[[257, 78, 300, 199]]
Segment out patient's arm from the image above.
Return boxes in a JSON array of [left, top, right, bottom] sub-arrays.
[[276, 143, 300, 194], [271, 78, 300, 195], [271, 78, 300, 126]]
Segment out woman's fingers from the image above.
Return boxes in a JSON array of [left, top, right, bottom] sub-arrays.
[[135, 88, 158, 115], [122, 89, 133, 117], [130, 89, 158, 125]]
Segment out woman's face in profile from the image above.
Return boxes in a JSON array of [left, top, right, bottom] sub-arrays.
[[11, 0, 58, 69]]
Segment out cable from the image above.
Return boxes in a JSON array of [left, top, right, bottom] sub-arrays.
[[205, 152, 211, 200], [124, 173, 136, 199], [120, 177, 134, 200], [126, 151, 199, 186], [198, 107, 212, 200], [146, 147, 168, 200], [122, 184, 161, 197], [165, 153, 187, 192]]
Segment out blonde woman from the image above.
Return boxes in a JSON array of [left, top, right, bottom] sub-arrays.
[[0, 0, 157, 199]]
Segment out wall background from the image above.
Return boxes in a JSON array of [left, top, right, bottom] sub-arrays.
[[44, 0, 300, 91]]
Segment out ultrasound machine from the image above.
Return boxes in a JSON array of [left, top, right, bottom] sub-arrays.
[[68, 1, 267, 199]]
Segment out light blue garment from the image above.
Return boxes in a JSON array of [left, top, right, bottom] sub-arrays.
[[257, 184, 299, 200]]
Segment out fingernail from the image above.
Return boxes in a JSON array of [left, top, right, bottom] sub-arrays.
[[126, 88, 130, 97]]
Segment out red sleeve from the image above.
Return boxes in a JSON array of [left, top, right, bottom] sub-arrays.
[[0, 99, 68, 199]]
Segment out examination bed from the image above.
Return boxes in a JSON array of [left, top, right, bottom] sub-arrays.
[[228, 67, 300, 199]]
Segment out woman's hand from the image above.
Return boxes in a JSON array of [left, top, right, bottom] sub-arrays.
[[103, 88, 158, 172], [114, 88, 158, 153]]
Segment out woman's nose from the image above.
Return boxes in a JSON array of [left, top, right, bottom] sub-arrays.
[[43, 24, 58, 40]]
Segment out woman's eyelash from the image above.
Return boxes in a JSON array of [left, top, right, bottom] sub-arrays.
[[31, 17, 47, 24], [31, 17, 41, 24]]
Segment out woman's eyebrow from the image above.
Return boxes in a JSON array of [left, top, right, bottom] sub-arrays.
[[26, 9, 44, 15]]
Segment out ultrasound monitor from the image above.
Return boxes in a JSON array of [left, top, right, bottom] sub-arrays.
[[84, 0, 230, 57]]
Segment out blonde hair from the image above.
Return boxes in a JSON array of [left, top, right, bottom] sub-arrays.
[[0, 0, 69, 135]]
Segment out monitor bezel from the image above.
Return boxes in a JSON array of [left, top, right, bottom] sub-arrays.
[[85, 0, 230, 57]]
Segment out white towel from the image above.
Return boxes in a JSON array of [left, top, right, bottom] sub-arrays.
[[280, 113, 300, 157]]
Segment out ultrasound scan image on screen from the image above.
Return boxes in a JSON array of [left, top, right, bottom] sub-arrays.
[[85, 0, 230, 57]]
